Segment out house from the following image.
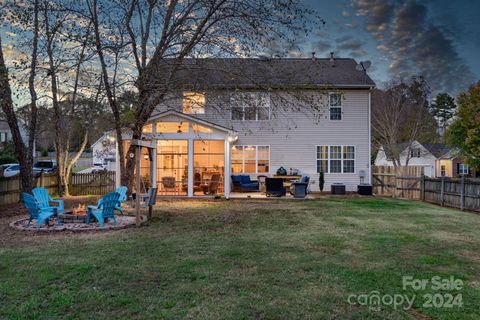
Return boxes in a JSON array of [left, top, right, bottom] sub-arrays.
[[0, 120, 28, 144], [91, 132, 117, 170], [374, 140, 476, 178], [113, 57, 375, 197]]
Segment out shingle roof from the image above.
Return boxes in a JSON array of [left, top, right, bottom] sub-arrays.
[[422, 144, 453, 158], [154, 58, 375, 89]]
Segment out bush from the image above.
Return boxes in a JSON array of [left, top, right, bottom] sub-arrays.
[[0, 142, 17, 165]]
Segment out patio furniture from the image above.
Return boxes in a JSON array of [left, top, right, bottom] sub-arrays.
[[203, 173, 221, 195], [231, 175, 259, 192], [290, 176, 310, 198], [86, 191, 120, 227], [266, 178, 286, 197], [258, 175, 267, 192], [32, 187, 64, 214], [273, 175, 302, 192], [131, 187, 157, 208], [92, 186, 128, 215], [331, 183, 346, 195], [22, 192, 59, 225], [162, 176, 176, 193]]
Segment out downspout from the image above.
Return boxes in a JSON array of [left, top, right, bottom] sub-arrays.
[[368, 88, 372, 184]]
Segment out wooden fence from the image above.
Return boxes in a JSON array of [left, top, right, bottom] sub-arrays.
[[0, 173, 58, 205], [69, 171, 116, 196], [373, 166, 480, 213], [372, 166, 424, 199], [0, 171, 116, 205]]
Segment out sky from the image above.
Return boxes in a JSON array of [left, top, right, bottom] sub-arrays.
[[299, 0, 480, 96], [1, 0, 479, 98]]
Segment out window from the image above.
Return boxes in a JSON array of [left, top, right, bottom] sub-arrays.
[[183, 92, 205, 114], [231, 145, 269, 173], [0, 132, 7, 142], [329, 93, 342, 120], [156, 122, 189, 133], [231, 92, 270, 121], [316, 145, 355, 173], [441, 165, 446, 177], [410, 149, 421, 158], [459, 163, 469, 175]]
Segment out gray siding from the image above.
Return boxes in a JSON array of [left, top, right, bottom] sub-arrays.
[[152, 89, 371, 191]]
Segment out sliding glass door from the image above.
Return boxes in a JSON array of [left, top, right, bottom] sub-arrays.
[[157, 140, 188, 195]]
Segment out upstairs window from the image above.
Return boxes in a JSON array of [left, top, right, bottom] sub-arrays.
[[410, 149, 421, 158], [329, 93, 342, 121], [183, 92, 205, 114], [231, 92, 270, 121]]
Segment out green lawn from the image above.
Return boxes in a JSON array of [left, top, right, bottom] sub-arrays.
[[1, 198, 480, 319]]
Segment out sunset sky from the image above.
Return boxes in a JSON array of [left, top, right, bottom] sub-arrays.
[[1, 0, 479, 97]]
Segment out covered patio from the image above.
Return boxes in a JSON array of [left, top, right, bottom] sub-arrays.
[[116, 110, 237, 198]]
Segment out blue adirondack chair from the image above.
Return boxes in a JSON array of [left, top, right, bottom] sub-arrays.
[[93, 186, 127, 215], [22, 193, 59, 225], [86, 192, 120, 227], [32, 187, 64, 214]]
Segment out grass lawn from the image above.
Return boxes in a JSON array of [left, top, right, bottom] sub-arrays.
[[1, 198, 480, 319]]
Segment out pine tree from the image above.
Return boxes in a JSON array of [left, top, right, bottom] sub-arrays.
[[430, 93, 456, 136]]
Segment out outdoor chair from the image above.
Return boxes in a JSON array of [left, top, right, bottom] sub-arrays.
[[203, 173, 221, 195], [22, 192, 59, 225], [265, 178, 286, 197], [32, 187, 64, 214], [231, 175, 259, 192], [162, 176, 176, 194], [86, 192, 120, 227], [92, 186, 127, 215], [290, 176, 310, 198]]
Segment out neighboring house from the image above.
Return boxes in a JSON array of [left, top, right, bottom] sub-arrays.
[[0, 120, 28, 144], [374, 140, 476, 178], [112, 57, 375, 197], [91, 132, 117, 170]]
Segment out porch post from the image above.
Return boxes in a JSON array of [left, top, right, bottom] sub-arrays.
[[115, 141, 121, 188], [187, 139, 194, 197], [224, 139, 231, 198], [151, 142, 157, 189]]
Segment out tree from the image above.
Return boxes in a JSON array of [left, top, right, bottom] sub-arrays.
[[0, 0, 40, 193], [447, 81, 480, 170], [430, 92, 456, 138], [84, 0, 321, 189], [372, 77, 439, 167]]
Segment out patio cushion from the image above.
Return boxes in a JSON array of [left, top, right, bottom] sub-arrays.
[[231, 175, 242, 183], [241, 182, 259, 189], [240, 175, 251, 184]]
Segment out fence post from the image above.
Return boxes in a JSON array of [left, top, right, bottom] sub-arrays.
[[460, 175, 465, 211], [440, 176, 445, 207], [421, 175, 425, 201]]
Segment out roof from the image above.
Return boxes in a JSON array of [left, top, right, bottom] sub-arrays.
[[152, 58, 375, 90], [422, 144, 452, 158], [382, 141, 454, 159]]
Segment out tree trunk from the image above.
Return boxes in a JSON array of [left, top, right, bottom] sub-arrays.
[[0, 37, 35, 193]]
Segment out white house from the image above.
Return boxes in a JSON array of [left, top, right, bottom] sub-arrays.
[[91, 132, 117, 170], [112, 57, 375, 197], [374, 140, 475, 178]]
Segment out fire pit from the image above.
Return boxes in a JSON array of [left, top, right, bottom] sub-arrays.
[[59, 204, 88, 223]]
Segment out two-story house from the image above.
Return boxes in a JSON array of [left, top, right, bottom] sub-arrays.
[[114, 57, 375, 197]]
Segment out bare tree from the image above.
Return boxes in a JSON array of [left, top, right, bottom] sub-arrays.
[[372, 77, 438, 167], [0, 0, 40, 193], [84, 0, 320, 188]]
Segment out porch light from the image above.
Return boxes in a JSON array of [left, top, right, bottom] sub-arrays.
[[228, 135, 238, 143], [144, 154, 149, 160]]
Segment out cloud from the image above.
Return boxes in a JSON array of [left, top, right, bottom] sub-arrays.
[[352, 0, 475, 94]]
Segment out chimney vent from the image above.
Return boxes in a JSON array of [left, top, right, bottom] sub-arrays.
[[330, 52, 335, 67], [311, 52, 316, 61]]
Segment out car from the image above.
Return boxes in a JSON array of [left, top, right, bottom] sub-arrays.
[[1, 163, 20, 177], [33, 160, 57, 174], [91, 162, 107, 173]]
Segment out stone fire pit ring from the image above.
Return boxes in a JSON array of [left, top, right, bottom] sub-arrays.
[[9, 215, 137, 232]]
